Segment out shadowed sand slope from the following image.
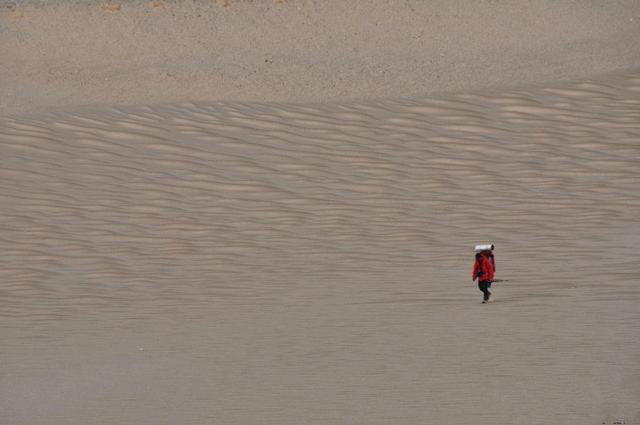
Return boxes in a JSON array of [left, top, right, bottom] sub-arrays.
[[1, 72, 640, 424]]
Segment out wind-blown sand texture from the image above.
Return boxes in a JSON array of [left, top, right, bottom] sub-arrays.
[[2, 72, 640, 425], [2, 1, 640, 425]]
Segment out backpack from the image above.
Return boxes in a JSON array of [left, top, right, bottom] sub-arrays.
[[474, 244, 495, 273]]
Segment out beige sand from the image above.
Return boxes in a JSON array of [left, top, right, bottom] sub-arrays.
[[2, 0, 640, 116], [1, 1, 640, 425]]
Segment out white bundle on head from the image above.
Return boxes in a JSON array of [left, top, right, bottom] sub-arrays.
[[474, 244, 494, 252]]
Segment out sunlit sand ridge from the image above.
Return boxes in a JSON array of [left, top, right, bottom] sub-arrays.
[[1, 71, 639, 425]]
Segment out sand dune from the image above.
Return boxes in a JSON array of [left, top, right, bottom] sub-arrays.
[[2, 69, 640, 424], [2, 1, 640, 424], [2, 0, 640, 116]]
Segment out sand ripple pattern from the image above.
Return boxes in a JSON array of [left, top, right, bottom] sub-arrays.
[[1, 73, 640, 321], [2, 73, 640, 425]]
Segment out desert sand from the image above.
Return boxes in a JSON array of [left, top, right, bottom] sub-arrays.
[[1, 1, 640, 425]]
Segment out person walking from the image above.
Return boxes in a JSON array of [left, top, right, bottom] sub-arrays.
[[472, 249, 495, 303]]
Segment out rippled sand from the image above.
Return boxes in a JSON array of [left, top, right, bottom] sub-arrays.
[[1, 71, 639, 424]]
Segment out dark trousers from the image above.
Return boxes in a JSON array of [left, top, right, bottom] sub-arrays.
[[478, 280, 491, 301]]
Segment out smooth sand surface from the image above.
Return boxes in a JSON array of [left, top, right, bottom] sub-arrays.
[[2, 0, 640, 116], [1, 1, 640, 425]]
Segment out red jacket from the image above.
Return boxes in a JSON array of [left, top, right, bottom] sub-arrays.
[[472, 254, 494, 282]]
